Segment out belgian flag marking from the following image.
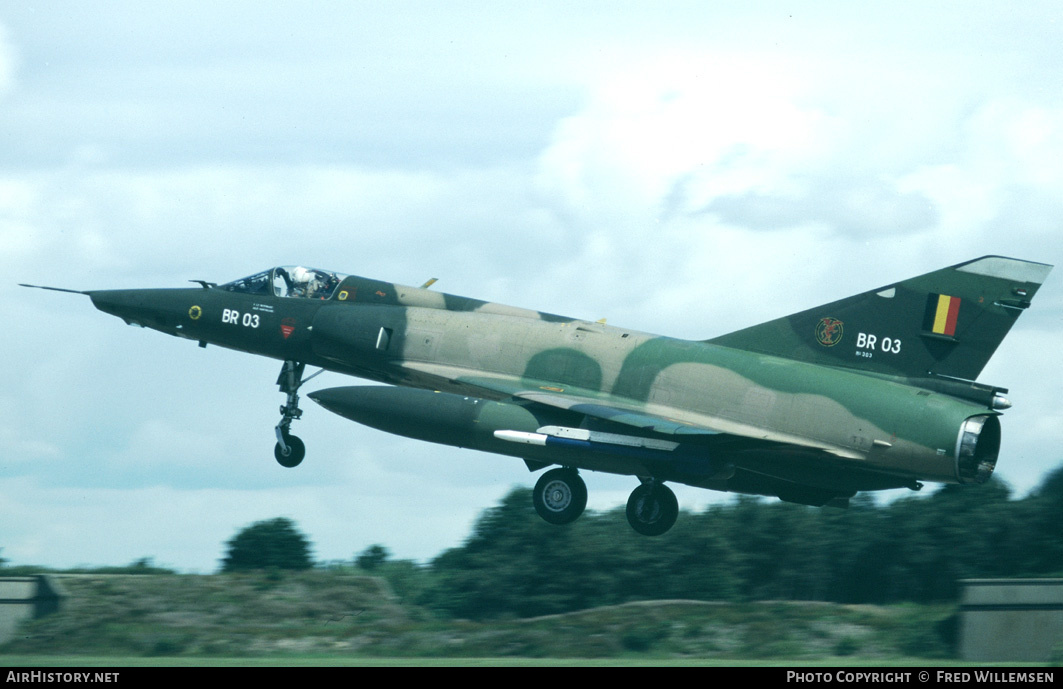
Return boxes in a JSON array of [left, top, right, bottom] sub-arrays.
[[923, 293, 961, 336]]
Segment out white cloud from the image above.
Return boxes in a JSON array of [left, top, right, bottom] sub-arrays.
[[537, 53, 835, 223], [0, 22, 15, 96], [4, 3, 1063, 572]]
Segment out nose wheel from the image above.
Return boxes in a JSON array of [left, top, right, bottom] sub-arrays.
[[274, 431, 305, 468], [273, 360, 320, 468]]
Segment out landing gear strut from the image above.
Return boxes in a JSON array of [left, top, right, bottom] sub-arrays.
[[626, 481, 678, 536], [273, 360, 321, 468], [532, 467, 588, 525]]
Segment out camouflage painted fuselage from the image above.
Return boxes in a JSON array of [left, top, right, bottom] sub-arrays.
[[81, 256, 1050, 506]]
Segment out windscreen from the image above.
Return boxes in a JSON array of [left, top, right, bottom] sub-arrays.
[[221, 267, 347, 299]]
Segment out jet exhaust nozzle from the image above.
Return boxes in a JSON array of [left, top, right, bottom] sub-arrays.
[[956, 414, 1001, 484]]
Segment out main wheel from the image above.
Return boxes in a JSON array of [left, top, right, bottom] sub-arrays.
[[274, 433, 306, 468], [626, 482, 678, 536], [533, 468, 588, 525]]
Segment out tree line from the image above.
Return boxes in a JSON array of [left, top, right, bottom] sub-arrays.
[[8, 465, 1060, 621], [409, 465, 1063, 619], [219, 466, 1063, 619]]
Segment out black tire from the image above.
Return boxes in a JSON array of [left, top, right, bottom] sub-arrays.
[[626, 482, 678, 536], [274, 433, 306, 468], [532, 468, 588, 525]]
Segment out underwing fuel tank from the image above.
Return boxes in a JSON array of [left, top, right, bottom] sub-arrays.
[[307, 386, 729, 479], [308, 385, 551, 449]]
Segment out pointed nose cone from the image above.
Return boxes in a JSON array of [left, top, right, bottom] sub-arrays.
[[88, 289, 146, 321], [86, 288, 199, 334]]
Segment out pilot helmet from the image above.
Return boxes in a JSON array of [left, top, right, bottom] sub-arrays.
[[289, 266, 312, 283]]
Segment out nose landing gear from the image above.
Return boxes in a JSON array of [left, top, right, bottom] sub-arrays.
[[273, 360, 321, 468]]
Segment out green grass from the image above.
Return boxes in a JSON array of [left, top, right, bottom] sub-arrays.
[[0, 571, 970, 661]]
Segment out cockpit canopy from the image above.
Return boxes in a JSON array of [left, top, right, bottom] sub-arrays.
[[220, 266, 348, 300]]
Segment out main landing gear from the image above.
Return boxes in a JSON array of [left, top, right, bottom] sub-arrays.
[[626, 481, 678, 536], [273, 360, 321, 468], [531, 468, 680, 536], [532, 467, 588, 525]]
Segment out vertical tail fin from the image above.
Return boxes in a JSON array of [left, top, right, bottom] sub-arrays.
[[708, 256, 1052, 382]]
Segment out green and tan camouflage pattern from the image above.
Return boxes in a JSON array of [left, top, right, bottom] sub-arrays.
[[73, 256, 1052, 506]]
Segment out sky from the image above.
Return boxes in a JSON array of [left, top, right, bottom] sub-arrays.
[[2, 1, 1062, 572]]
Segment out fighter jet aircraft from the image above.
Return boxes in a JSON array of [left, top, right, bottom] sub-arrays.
[[22, 256, 1052, 535]]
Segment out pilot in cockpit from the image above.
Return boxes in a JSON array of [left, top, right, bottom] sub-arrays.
[[306, 271, 330, 299], [271, 266, 340, 299], [286, 266, 311, 297]]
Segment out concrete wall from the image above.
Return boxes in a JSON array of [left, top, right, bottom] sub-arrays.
[[960, 579, 1063, 662], [0, 576, 64, 646]]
